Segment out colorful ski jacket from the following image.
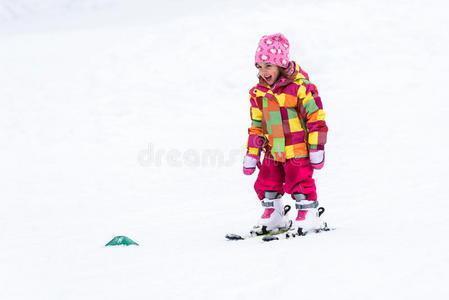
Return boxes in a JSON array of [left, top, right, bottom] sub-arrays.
[[246, 62, 328, 162]]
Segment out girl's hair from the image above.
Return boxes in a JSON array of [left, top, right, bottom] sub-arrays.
[[278, 66, 294, 81]]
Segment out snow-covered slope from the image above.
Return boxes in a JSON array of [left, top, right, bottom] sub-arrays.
[[1, 0, 448, 299], [0, 0, 114, 21]]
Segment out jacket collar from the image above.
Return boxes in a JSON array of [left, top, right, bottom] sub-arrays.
[[257, 75, 293, 93]]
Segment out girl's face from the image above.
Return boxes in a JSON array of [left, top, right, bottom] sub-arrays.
[[256, 62, 280, 86]]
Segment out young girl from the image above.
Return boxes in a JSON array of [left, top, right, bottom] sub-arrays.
[[243, 33, 328, 235]]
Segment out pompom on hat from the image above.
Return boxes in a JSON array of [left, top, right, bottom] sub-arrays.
[[255, 33, 290, 68]]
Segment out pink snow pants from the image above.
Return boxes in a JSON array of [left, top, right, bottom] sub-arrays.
[[254, 154, 317, 201]]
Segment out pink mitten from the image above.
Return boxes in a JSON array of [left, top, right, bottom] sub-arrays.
[[285, 61, 295, 76], [243, 155, 259, 175], [309, 150, 325, 170]]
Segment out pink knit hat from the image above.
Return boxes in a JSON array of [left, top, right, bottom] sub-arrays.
[[255, 33, 290, 68]]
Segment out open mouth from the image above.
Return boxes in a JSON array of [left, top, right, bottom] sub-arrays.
[[264, 75, 272, 82]]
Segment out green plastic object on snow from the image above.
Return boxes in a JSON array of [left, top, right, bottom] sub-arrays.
[[105, 236, 139, 247]]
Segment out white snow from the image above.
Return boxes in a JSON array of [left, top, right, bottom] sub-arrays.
[[1, 0, 448, 299]]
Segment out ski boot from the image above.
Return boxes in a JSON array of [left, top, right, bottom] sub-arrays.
[[293, 193, 328, 236], [250, 191, 292, 236]]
